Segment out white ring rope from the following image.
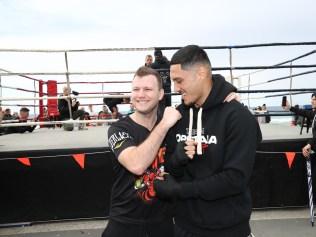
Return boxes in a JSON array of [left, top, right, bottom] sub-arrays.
[[0, 85, 41, 93], [0, 71, 136, 76], [0, 94, 131, 101], [241, 96, 266, 100], [0, 119, 118, 127], [0, 47, 156, 53]]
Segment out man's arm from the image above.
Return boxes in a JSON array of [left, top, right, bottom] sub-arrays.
[[290, 106, 315, 120], [117, 107, 181, 175], [283, 101, 315, 120]]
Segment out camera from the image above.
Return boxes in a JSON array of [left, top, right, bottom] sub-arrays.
[[72, 90, 79, 96], [281, 96, 287, 107]]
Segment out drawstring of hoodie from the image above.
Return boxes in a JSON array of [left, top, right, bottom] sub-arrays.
[[188, 107, 203, 155], [188, 108, 193, 139], [197, 108, 203, 155]]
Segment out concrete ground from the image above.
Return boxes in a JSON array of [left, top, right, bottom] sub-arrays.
[[0, 208, 315, 237]]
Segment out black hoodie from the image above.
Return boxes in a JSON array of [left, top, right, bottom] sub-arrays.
[[165, 74, 262, 236]]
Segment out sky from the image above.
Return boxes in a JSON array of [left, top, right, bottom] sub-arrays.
[[1, 0, 316, 113]]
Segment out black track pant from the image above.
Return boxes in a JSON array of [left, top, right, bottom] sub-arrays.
[[102, 218, 174, 237]]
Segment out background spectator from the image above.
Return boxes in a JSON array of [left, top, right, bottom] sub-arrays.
[[3, 108, 13, 120], [4, 107, 37, 134], [58, 86, 85, 130], [144, 54, 153, 67], [151, 49, 171, 107]]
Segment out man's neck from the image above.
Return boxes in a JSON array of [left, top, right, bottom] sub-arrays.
[[194, 77, 213, 108], [130, 110, 158, 131]]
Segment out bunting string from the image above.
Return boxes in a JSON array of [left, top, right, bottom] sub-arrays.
[[0, 151, 111, 161]]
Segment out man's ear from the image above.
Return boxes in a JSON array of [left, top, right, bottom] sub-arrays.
[[196, 65, 208, 80], [159, 88, 165, 101]]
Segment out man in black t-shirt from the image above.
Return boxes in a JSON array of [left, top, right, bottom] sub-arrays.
[[103, 66, 195, 237]]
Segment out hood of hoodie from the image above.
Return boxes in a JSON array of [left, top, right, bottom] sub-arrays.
[[178, 74, 237, 155], [202, 74, 236, 110], [180, 74, 236, 112]]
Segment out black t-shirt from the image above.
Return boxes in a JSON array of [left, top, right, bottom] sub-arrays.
[[107, 116, 172, 224]]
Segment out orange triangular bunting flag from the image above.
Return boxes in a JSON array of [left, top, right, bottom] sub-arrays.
[[285, 152, 296, 169], [72, 153, 85, 169], [17, 157, 31, 166]]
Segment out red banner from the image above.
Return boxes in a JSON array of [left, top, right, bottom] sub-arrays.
[[285, 152, 296, 169], [17, 157, 31, 166], [72, 154, 85, 169]]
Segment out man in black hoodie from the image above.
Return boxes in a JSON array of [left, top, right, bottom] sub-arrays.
[[58, 86, 85, 129], [154, 45, 262, 237], [151, 49, 171, 107]]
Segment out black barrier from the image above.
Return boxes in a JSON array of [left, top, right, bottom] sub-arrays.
[[251, 139, 316, 208], [0, 147, 114, 225], [0, 140, 315, 225]]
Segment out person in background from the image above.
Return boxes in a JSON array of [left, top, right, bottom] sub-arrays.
[[283, 93, 316, 202], [12, 112, 18, 118], [145, 54, 153, 67], [151, 49, 171, 107], [261, 104, 271, 123], [0, 106, 3, 121], [96, 111, 110, 126], [110, 105, 123, 119], [0, 107, 3, 134], [4, 107, 37, 134], [58, 86, 85, 130], [283, 93, 316, 157], [3, 108, 13, 120], [102, 105, 112, 118]]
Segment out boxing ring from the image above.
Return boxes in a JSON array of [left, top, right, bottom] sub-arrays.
[[1, 42, 316, 227]]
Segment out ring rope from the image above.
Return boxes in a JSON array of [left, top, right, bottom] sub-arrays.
[[56, 81, 132, 84], [0, 85, 42, 94], [0, 67, 42, 82], [238, 88, 316, 93], [1, 64, 316, 77], [265, 91, 313, 98], [238, 69, 316, 89], [0, 119, 118, 128], [0, 89, 315, 102], [1, 42, 316, 53], [268, 69, 316, 83], [236, 49, 316, 79], [0, 94, 131, 101], [2, 64, 316, 78]]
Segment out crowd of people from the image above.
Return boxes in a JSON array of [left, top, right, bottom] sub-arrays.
[[0, 106, 37, 135]]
